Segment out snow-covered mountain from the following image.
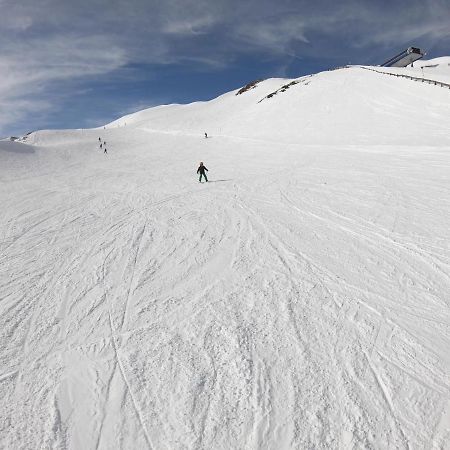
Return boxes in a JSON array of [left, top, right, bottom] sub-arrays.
[[105, 59, 450, 146], [1, 60, 450, 449]]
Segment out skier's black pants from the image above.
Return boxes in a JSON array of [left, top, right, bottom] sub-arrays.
[[199, 173, 208, 182]]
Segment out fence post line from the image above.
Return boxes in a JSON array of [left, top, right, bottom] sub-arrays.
[[358, 65, 450, 90]]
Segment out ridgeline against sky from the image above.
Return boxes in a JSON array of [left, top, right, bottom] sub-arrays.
[[1, 0, 449, 136]]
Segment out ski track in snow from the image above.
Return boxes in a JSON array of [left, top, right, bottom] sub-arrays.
[[1, 68, 450, 449]]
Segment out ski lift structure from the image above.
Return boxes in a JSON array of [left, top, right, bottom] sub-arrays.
[[381, 47, 425, 67]]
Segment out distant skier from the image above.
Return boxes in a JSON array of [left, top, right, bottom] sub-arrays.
[[204, 132, 208, 138], [104, 147, 107, 154], [98, 137, 101, 142], [104, 141, 107, 146], [100, 143, 103, 149], [197, 162, 208, 182]]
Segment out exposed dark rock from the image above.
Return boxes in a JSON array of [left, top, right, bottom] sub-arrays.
[[236, 79, 265, 95]]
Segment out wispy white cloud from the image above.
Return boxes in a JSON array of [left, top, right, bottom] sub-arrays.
[[163, 16, 217, 35], [235, 16, 310, 53], [331, 0, 450, 49], [0, 98, 51, 135], [0, 32, 127, 133]]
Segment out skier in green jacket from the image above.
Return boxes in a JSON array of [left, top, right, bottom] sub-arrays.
[[197, 162, 208, 182]]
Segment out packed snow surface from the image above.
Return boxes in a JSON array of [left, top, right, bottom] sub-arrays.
[[1, 66, 450, 449]]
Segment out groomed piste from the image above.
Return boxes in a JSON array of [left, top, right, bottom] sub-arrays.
[[1, 59, 450, 449]]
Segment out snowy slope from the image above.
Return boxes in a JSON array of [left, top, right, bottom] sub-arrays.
[[411, 56, 450, 83], [1, 64, 450, 449], [372, 56, 450, 85], [105, 66, 450, 147]]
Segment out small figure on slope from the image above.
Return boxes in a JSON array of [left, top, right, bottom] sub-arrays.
[[197, 162, 208, 182], [204, 132, 208, 138], [100, 143, 103, 149], [98, 137, 101, 142], [104, 146, 107, 154]]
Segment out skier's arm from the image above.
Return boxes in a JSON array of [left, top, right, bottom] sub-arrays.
[[205, 167, 208, 171]]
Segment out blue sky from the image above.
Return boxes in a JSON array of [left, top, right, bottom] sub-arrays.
[[1, 0, 449, 136]]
